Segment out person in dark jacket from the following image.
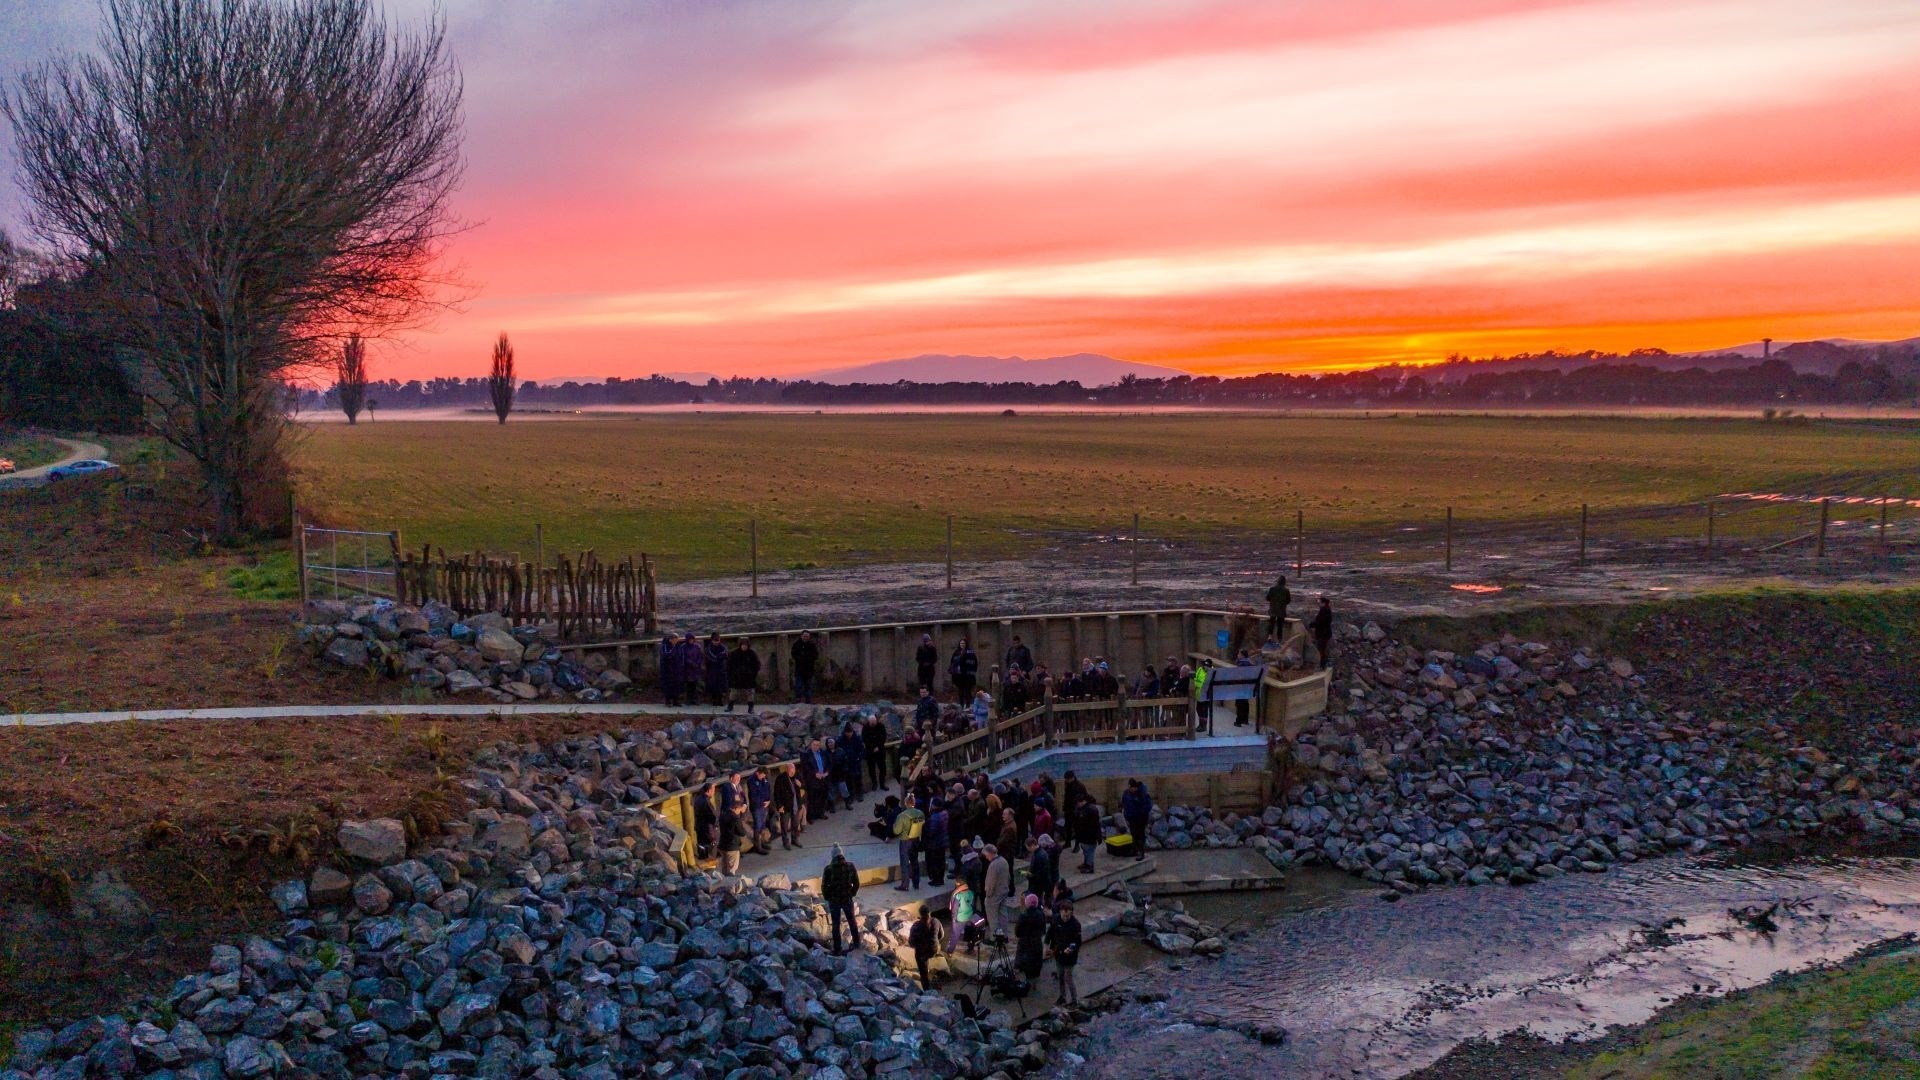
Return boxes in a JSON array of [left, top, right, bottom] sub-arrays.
[[913, 687, 940, 727], [658, 632, 684, 706], [1266, 574, 1292, 642], [908, 904, 938, 989], [820, 844, 862, 955], [1014, 893, 1047, 981], [1311, 595, 1335, 670], [675, 635, 705, 705], [1072, 794, 1102, 872], [702, 633, 728, 707], [1003, 666, 1030, 715], [833, 733, 865, 808], [691, 784, 717, 860], [790, 630, 820, 704], [725, 638, 760, 713], [922, 799, 949, 886], [862, 715, 889, 791], [949, 638, 979, 704], [1004, 635, 1034, 677], [716, 798, 746, 876], [1063, 771, 1088, 816], [914, 634, 938, 692], [746, 768, 773, 854], [1048, 899, 1083, 1004], [1120, 779, 1153, 860], [800, 739, 833, 821], [1026, 835, 1056, 905], [772, 763, 802, 850]]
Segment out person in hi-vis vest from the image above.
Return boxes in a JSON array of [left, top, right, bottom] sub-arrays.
[[1190, 660, 1213, 734]]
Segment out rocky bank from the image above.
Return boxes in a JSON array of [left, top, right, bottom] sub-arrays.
[[1127, 623, 1920, 895], [3, 708, 1052, 1080], [300, 601, 634, 704]]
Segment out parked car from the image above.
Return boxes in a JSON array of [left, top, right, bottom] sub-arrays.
[[0, 458, 14, 474], [47, 458, 118, 481]]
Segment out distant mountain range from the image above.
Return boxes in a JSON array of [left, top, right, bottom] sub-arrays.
[[805, 352, 1189, 386], [1685, 337, 1920, 360]]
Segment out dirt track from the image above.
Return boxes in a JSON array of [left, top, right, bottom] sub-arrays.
[[655, 519, 1920, 634]]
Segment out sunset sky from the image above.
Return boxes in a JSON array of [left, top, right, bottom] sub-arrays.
[[4, 0, 1920, 381]]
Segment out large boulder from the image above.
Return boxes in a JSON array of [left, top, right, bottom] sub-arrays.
[[475, 627, 522, 664], [336, 819, 407, 865]]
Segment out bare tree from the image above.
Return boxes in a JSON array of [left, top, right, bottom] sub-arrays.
[[5, 0, 464, 538], [488, 332, 514, 423], [335, 333, 368, 424]]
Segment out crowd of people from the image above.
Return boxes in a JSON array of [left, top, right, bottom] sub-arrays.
[[656, 590, 1339, 719], [684, 719, 1157, 1006]]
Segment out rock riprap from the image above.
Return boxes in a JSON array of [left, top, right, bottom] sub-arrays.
[[4, 707, 1033, 1080], [300, 600, 634, 704], [1127, 628, 1919, 895]]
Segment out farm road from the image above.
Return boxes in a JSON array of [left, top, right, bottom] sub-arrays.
[[1, 436, 108, 486]]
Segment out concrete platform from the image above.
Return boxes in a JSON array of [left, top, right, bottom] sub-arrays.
[[1133, 847, 1287, 894]]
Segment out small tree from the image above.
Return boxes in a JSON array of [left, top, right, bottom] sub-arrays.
[[488, 333, 514, 423], [336, 334, 368, 424]]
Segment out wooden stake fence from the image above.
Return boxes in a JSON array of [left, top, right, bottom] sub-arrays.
[[396, 546, 658, 639]]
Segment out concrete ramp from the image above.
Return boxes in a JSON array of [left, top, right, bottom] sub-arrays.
[[1132, 848, 1287, 894]]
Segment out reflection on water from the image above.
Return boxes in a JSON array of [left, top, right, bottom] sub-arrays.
[[1066, 854, 1920, 1079]]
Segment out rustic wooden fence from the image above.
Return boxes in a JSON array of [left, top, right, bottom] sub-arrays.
[[394, 547, 658, 639]]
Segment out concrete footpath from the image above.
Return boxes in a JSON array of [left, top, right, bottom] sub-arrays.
[[1, 701, 733, 729]]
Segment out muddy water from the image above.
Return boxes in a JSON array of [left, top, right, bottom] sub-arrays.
[[1063, 852, 1920, 1079]]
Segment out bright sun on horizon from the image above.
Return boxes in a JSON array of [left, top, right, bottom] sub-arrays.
[[4, 0, 1919, 382]]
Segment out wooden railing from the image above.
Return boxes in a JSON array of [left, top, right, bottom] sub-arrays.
[[921, 693, 1194, 777]]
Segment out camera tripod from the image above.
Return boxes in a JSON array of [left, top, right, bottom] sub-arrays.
[[968, 928, 1043, 1023]]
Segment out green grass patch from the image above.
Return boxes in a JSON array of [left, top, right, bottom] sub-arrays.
[[1572, 950, 1920, 1079], [0, 432, 66, 472], [225, 550, 300, 602]]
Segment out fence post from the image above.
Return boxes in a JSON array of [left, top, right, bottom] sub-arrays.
[[1706, 501, 1715, 553], [1817, 498, 1830, 559], [293, 498, 308, 611], [1044, 693, 1055, 748], [1578, 503, 1588, 566], [389, 531, 402, 602], [945, 514, 954, 590], [750, 518, 759, 598], [1294, 510, 1304, 576], [534, 523, 543, 569], [1444, 506, 1453, 571], [1131, 511, 1140, 586]]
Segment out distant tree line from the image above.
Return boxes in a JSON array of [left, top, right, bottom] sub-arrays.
[[292, 346, 1919, 413]]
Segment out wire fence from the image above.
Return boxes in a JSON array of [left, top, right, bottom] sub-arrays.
[[630, 492, 1920, 593], [295, 525, 400, 603]]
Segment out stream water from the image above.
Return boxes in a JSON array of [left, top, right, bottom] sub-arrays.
[[1061, 849, 1920, 1079]]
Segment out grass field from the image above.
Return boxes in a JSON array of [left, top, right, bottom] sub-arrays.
[[0, 430, 66, 472], [294, 413, 1920, 579], [1570, 948, 1920, 1079]]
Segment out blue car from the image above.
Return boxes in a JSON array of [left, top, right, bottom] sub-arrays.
[[47, 458, 119, 481]]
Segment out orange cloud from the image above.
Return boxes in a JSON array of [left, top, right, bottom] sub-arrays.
[[366, 0, 1920, 381]]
